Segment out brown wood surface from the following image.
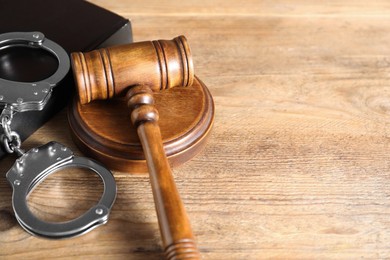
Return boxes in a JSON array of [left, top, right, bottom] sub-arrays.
[[2, 0, 390, 259]]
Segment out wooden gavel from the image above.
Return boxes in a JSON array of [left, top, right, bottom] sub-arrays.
[[71, 36, 200, 259]]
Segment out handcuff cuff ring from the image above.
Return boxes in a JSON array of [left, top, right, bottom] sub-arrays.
[[0, 31, 117, 239]]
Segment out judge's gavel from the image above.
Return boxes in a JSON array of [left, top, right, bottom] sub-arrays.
[[71, 36, 200, 260]]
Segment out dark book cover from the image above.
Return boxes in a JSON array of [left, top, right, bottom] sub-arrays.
[[0, 0, 132, 157]]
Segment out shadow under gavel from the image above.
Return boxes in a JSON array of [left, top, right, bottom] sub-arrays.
[[71, 36, 200, 260]]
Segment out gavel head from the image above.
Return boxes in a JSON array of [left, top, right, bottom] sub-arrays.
[[71, 36, 194, 104]]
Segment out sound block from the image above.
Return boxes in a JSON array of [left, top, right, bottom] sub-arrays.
[[68, 76, 214, 173]]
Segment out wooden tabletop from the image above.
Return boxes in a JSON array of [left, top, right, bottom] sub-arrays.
[[2, 0, 390, 259]]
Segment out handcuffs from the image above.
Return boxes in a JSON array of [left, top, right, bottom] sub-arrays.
[[0, 32, 117, 238]]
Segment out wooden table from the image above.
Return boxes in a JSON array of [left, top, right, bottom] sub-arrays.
[[2, 0, 390, 259]]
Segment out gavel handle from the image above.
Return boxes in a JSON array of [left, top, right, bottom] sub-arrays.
[[139, 123, 200, 259], [127, 86, 200, 260]]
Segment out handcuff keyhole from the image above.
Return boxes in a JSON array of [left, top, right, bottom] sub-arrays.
[[0, 46, 58, 82], [27, 167, 104, 223]]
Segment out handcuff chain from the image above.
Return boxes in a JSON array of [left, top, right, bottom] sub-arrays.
[[0, 107, 24, 156]]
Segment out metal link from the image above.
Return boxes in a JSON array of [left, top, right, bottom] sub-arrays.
[[1, 131, 21, 154], [0, 106, 22, 154], [1, 114, 12, 139], [12, 146, 25, 157]]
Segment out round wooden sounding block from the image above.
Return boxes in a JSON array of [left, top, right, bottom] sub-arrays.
[[68, 76, 214, 173]]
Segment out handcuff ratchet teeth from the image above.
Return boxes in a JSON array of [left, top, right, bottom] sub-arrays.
[[0, 32, 117, 239]]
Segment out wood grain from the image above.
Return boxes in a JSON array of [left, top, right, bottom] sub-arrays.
[[2, 0, 390, 259], [68, 77, 214, 173]]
